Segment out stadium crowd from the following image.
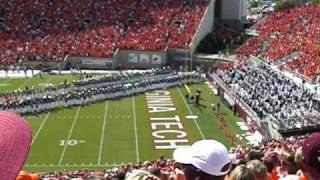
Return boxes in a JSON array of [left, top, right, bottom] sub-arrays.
[[216, 59, 320, 129], [1, 98, 319, 180], [14, 134, 320, 180], [236, 3, 320, 80], [0, 0, 207, 63], [0, 68, 202, 114]]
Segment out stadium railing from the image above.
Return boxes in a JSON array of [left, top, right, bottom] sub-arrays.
[[209, 73, 261, 123], [206, 73, 272, 139]]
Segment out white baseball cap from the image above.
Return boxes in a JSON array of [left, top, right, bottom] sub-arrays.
[[173, 140, 231, 176]]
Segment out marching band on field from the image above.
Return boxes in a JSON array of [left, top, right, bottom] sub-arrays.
[[0, 68, 202, 115]]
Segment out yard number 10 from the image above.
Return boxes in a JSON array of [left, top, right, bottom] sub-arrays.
[[59, 139, 84, 146]]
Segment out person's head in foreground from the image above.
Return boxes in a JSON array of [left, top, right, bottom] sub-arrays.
[[125, 169, 160, 180], [246, 160, 268, 180], [228, 165, 256, 180], [16, 171, 39, 180], [0, 111, 32, 180], [301, 132, 320, 180], [173, 139, 231, 180]]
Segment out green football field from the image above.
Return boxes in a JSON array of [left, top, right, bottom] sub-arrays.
[[0, 74, 244, 172]]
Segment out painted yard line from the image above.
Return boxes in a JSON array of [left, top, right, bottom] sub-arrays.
[[98, 101, 109, 165], [30, 77, 54, 145], [58, 106, 81, 165], [177, 87, 205, 139], [31, 112, 51, 145], [132, 95, 140, 162]]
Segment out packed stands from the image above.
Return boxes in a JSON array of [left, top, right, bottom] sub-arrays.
[[0, 0, 208, 64], [237, 4, 320, 80], [216, 59, 320, 130]]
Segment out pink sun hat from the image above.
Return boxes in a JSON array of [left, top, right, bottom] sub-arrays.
[[0, 111, 32, 180]]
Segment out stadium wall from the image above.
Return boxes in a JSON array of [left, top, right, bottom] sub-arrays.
[[114, 49, 167, 69], [188, 0, 215, 55], [22, 61, 64, 69], [167, 48, 191, 64], [66, 57, 115, 69], [64, 49, 167, 70], [220, 0, 248, 25], [167, 0, 215, 65]]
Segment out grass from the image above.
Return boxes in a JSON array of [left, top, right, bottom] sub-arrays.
[[0, 74, 244, 172]]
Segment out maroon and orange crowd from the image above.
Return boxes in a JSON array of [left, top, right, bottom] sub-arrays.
[[0, 0, 207, 63], [237, 3, 320, 80], [17, 135, 319, 180]]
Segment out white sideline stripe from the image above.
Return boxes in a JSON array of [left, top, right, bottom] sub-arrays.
[[31, 112, 51, 145], [58, 106, 81, 165], [98, 101, 109, 165], [132, 95, 140, 162], [177, 87, 205, 139]]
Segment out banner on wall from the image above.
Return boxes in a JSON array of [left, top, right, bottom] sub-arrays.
[[140, 54, 149, 64], [152, 54, 161, 64], [128, 53, 138, 63]]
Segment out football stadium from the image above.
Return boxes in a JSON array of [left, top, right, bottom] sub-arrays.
[[0, 0, 320, 180]]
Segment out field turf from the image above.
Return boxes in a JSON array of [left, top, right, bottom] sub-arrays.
[[0, 74, 244, 172]]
